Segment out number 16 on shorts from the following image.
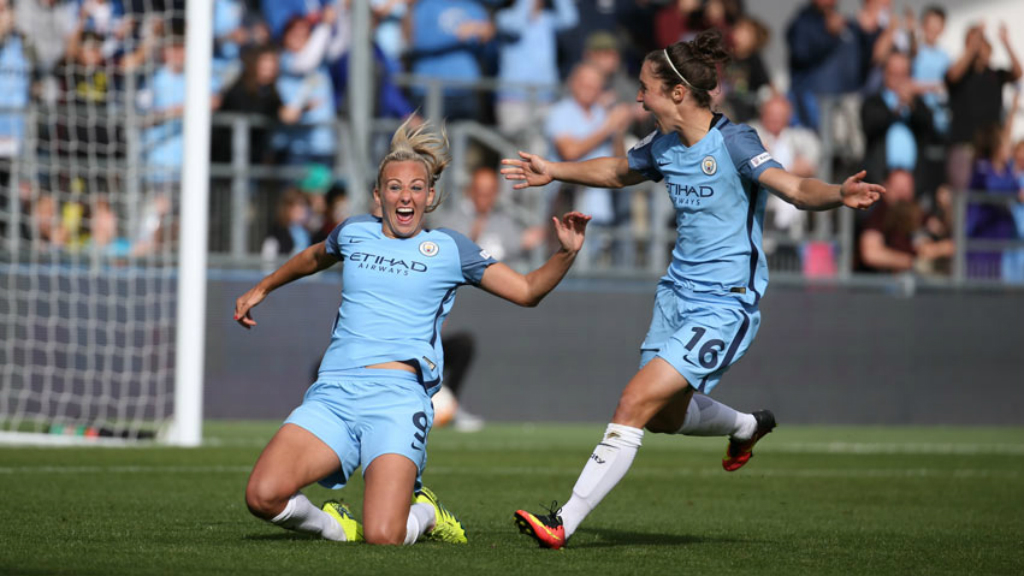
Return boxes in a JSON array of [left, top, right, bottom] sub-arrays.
[[649, 304, 759, 394]]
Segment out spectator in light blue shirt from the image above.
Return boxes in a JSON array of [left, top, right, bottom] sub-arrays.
[[142, 37, 187, 184], [372, 0, 408, 69], [495, 0, 577, 143], [0, 19, 31, 159], [213, 0, 247, 87], [274, 15, 337, 166], [545, 62, 633, 225], [912, 6, 951, 135], [406, 0, 494, 120], [141, 31, 223, 183]]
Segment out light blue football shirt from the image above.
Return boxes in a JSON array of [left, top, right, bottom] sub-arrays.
[[628, 115, 783, 306], [320, 215, 497, 392]]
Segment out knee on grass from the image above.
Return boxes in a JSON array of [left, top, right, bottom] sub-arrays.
[[244, 478, 293, 520], [363, 519, 409, 546]]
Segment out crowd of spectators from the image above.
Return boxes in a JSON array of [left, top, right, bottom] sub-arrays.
[[1, 0, 1022, 281]]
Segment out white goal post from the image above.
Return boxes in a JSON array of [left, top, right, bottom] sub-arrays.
[[0, 1, 209, 446]]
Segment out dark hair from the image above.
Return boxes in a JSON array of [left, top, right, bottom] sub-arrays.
[[644, 29, 730, 108], [922, 5, 946, 21], [240, 45, 277, 93]]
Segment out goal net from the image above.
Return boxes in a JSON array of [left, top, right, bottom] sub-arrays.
[[0, 1, 206, 445]]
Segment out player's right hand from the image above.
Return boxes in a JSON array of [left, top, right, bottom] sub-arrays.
[[501, 151, 553, 189], [234, 287, 267, 330]]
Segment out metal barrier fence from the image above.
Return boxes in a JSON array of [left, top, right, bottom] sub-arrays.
[[2, 77, 1023, 292]]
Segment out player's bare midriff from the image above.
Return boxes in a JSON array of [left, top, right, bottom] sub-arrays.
[[365, 361, 418, 374]]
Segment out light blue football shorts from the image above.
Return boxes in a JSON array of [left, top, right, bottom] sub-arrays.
[[639, 281, 761, 394], [284, 368, 434, 490]]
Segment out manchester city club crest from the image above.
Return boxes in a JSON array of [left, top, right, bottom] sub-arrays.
[[419, 241, 439, 257], [701, 155, 717, 175]]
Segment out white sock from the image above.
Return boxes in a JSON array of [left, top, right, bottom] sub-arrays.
[[559, 423, 643, 540], [676, 394, 757, 440], [403, 503, 436, 545], [270, 493, 346, 541]]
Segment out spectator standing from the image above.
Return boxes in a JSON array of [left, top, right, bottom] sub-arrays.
[[213, 0, 248, 87], [212, 46, 285, 165], [786, 0, 864, 129], [14, 0, 76, 74], [721, 16, 772, 123], [405, 0, 495, 121], [860, 51, 934, 188], [495, 0, 578, 147], [141, 31, 191, 181], [750, 96, 821, 247], [371, 0, 410, 68], [0, 0, 31, 241], [545, 62, 633, 229], [0, 0, 31, 163], [51, 29, 122, 161], [912, 5, 950, 136], [945, 24, 1022, 190], [274, 14, 338, 166], [583, 31, 641, 120]]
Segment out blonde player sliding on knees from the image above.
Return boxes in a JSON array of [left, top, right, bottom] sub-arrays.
[[236, 118, 591, 545], [503, 30, 884, 549]]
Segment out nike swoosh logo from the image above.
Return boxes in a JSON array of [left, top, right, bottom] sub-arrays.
[[540, 525, 564, 542], [410, 443, 423, 451]]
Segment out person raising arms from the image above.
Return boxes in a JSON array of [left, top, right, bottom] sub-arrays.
[[236, 118, 591, 545], [503, 29, 884, 549]]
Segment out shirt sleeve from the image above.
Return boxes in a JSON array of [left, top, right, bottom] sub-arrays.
[[324, 215, 374, 258], [437, 229, 498, 285], [626, 130, 663, 182], [723, 124, 784, 183], [324, 221, 345, 258]]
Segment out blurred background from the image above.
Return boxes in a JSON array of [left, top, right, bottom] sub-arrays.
[[1, 0, 1022, 438]]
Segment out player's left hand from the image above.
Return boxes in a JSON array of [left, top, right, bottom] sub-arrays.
[[234, 286, 267, 330], [552, 211, 591, 255], [840, 170, 885, 210]]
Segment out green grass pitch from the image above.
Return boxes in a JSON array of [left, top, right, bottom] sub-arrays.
[[1, 422, 1022, 575]]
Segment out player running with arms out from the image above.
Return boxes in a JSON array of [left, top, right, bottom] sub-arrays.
[[236, 118, 591, 545], [502, 30, 884, 549]]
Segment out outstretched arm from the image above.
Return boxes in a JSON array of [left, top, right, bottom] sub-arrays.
[[500, 151, 647, 190], [1000, 24, 1023, 81], [478, 212, 591, 307], [234, 242, 340, 329], [759, 167, 885, 211]]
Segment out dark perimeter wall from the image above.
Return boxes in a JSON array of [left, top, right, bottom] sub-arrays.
[[207, 278, 1024, 425]]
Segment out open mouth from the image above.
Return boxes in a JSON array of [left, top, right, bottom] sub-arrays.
[[395, 207, 414, 226]]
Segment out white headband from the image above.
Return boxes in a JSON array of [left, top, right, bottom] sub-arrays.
[[662, 48, 700, 92]]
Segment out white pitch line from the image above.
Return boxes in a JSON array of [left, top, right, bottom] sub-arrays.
[[0, 465, 1018, 480], [425, 466, 1022, 480], [200, 438, 1024, 456], [762, 442, 1024, 455], [0, 465, 251, 474]]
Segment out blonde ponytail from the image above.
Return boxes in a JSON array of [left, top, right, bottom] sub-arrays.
[[376, 117, 451, 213]]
